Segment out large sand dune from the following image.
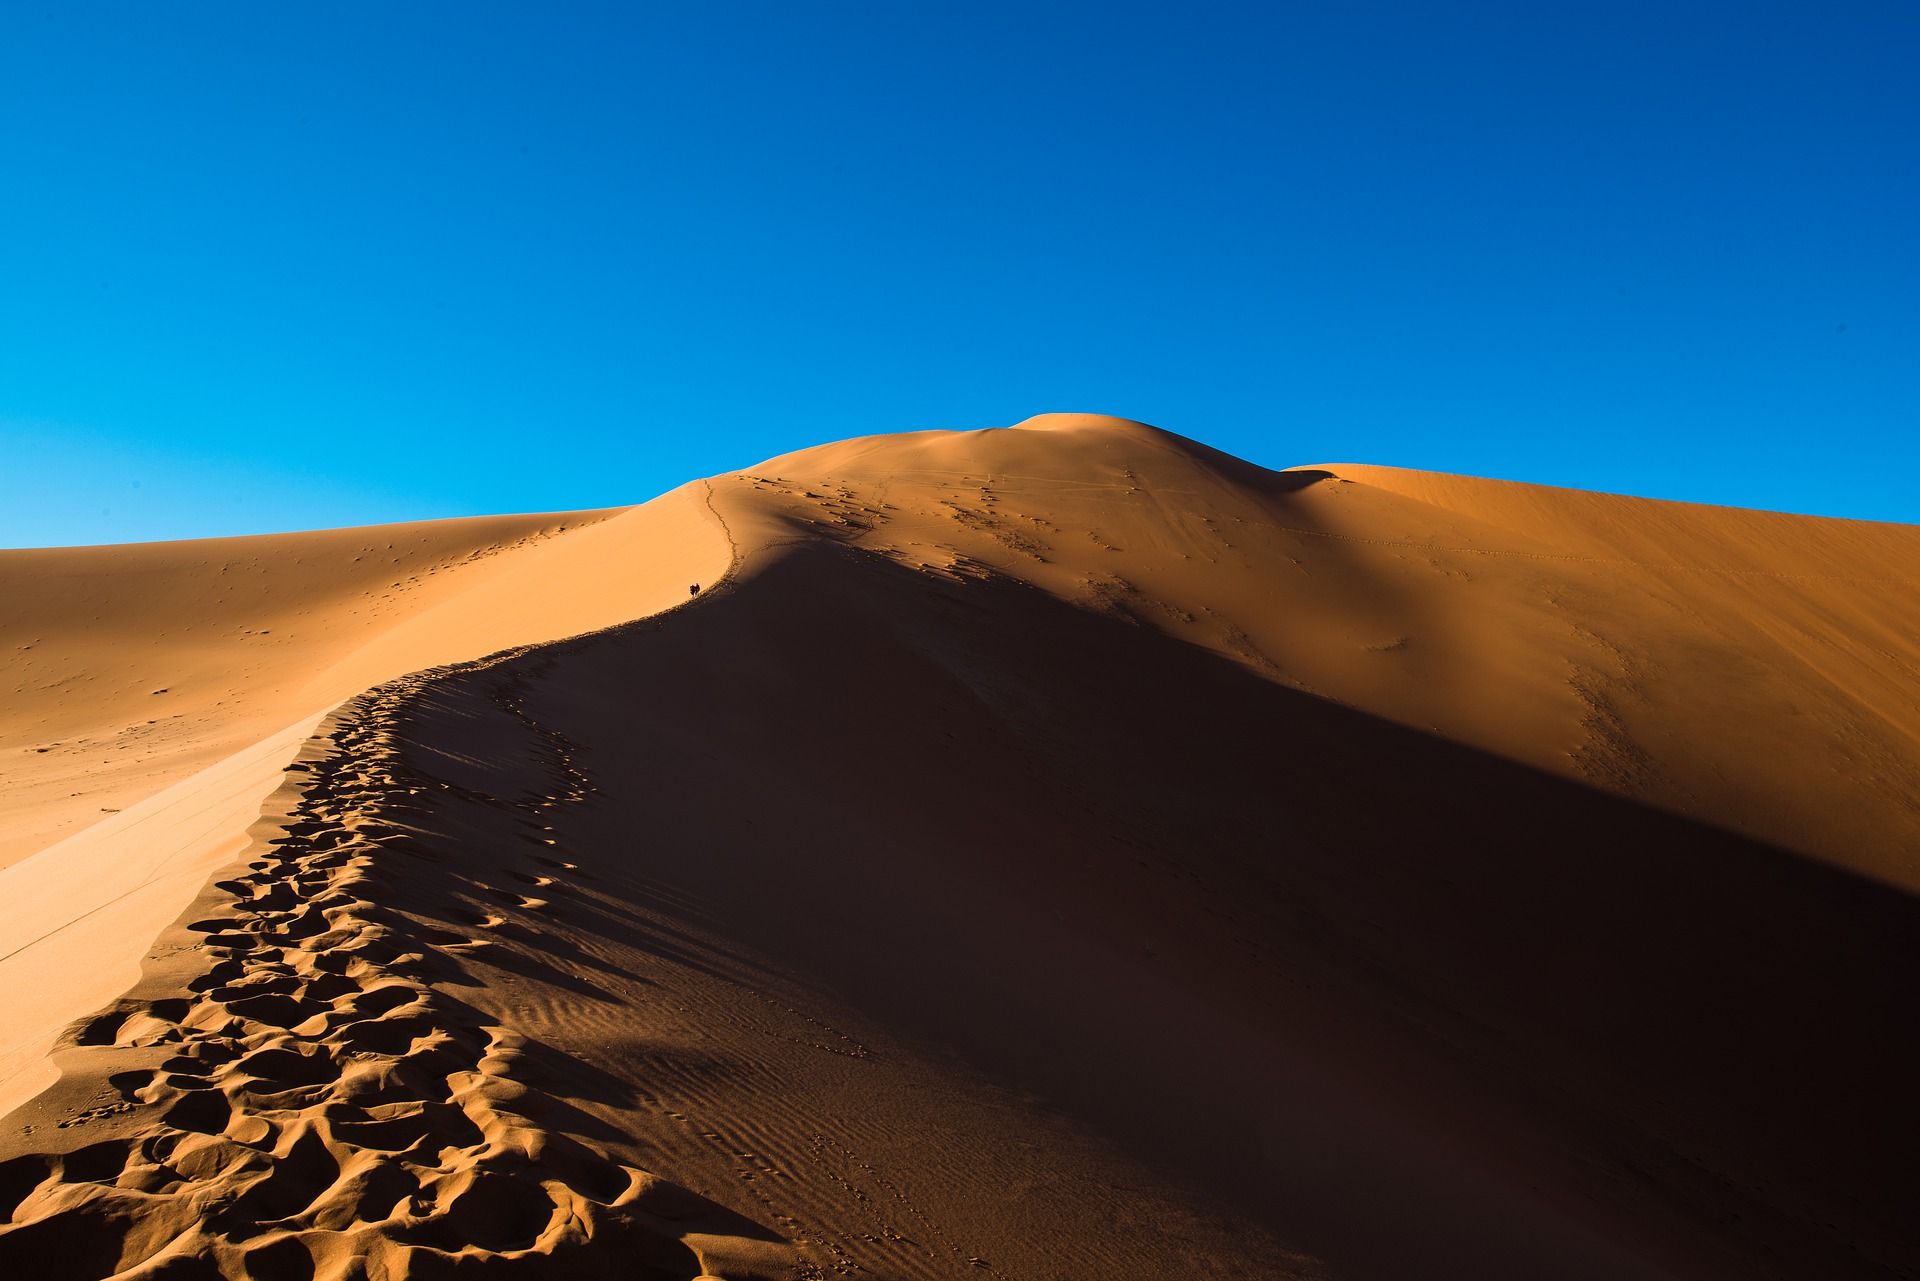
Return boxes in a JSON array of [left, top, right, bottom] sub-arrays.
[[3, 414, 1917, 1279]]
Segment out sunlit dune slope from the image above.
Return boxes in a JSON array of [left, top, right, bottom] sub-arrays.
[[1318, 459, 1920, 882], [0, 489, 730, 866], [2, 414, 1918, 1281]]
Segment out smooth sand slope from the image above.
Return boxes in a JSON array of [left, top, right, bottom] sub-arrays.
[[2, 414, 1918, 1280]]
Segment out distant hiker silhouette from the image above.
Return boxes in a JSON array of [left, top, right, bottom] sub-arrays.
[[688, 583, 700, 597]]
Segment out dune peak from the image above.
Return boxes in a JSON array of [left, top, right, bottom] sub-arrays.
[[1008, 411, 1157, 433]]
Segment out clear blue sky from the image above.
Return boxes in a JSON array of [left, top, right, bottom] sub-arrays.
[[2, 3, 1914, 546]]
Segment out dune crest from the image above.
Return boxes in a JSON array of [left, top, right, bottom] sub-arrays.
[[0, 485, 729, 868], [4, 416, 1919, 1279]]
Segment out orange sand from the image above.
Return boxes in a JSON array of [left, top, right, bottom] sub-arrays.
[[3, 415, 1917, 1279]]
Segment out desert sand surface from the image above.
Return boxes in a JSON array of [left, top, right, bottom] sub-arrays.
[[3, 413, 1918, 1279], [0, 487, 729, 867], [0, 489, 729, 1140], [0, 712, 326, 1122]]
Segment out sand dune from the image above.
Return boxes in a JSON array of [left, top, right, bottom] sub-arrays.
[[3, 414, 1918, 1278]]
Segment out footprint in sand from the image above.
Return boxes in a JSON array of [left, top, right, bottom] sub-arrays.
[[483, 886, 550, 912], [0, 676, 780, 1278]]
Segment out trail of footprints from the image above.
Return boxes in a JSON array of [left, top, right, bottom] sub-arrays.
[[0, 664, 763, 1280]]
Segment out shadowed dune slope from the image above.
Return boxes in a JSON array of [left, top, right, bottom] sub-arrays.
[[2, 414, 1918, 1279]]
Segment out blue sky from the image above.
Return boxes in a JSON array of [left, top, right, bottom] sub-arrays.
[[2, 2, 1914, 546]]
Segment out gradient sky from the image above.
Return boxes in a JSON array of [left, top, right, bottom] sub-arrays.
[[2, 2, 1914, 546]]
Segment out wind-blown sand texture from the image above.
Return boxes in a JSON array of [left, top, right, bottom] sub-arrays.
[[3, 414, 1918, 1279]]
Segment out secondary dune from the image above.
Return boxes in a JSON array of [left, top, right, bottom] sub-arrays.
[[2, 414, 1917, 1279]]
